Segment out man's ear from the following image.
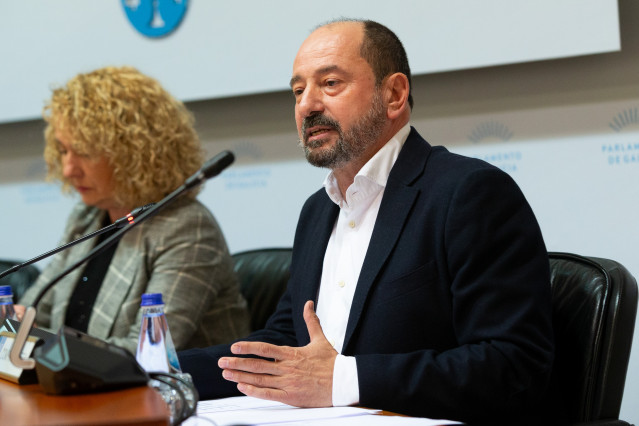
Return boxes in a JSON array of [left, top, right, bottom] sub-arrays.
[[384, 73, 410, 120]]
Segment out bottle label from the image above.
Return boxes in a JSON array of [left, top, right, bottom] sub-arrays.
[[164, 327, 181, 373]]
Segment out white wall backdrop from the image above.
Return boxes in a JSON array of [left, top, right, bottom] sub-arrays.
[[0, 0, 619, 123]]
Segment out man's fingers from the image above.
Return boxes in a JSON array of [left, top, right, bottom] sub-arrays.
[[224, 371, 301, 406], [236, 383, 289, 404], [222, 368, 277, 387], [230, 341, 288, 360], [219, 356, 280, 375]]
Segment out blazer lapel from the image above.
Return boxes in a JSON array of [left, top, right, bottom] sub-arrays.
[[87, 227, 142, 340], [342, 129, 431, 350]]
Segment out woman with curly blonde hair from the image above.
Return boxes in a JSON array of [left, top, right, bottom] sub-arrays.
[[19, 66, 250, 355]]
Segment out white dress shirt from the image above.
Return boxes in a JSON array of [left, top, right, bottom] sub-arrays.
[[316, 123, 410, 406]]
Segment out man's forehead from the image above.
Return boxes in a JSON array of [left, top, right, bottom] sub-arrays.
[[303, 22, 363, 51], [291, 23, 364, 80]]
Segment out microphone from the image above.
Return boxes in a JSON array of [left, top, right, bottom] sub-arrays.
[[184, 150, 235, 188], [8, 151, 235, 394], [0, 203, 155, 282]]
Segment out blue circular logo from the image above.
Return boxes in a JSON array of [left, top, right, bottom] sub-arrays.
[[121, 0, 188, 38]]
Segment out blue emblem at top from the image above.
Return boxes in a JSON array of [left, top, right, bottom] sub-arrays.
[[122, 0, 188, 38]]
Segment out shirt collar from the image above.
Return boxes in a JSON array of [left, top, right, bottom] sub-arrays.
[[323, 123, 411, 206]]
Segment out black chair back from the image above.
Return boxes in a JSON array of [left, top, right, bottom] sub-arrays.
[[545, 252, 637, 425], [0, 260, 40, 303], [232, 248, 292, 331]]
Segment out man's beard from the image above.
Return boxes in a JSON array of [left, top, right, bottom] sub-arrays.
[[299, 90, 386, 169]]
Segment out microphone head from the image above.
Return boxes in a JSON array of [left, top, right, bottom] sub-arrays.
[[129, 203, 156, 217], [184, 150, 235, 189], [202, 150, 235, 179]]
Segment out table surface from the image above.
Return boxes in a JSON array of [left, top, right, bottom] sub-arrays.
[[0, 378, 170, 425]]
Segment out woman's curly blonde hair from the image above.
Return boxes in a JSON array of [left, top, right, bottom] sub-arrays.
[[43, 66, 204, 208]]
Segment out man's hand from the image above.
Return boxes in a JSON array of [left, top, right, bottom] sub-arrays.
[[218, 300, 337, 407]]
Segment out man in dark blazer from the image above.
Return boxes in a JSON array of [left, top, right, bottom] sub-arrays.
[[179, 19, 553, 424]]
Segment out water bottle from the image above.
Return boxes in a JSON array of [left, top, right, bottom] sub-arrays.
[[0, 285, 17, 323], [136, 293, 197, 423], [136, 293, 181, 373]]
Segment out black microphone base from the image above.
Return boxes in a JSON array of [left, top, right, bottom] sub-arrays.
[[33, 326, 149, 395]]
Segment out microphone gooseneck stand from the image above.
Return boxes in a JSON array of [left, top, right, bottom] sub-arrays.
[[0, 203, 155, 281]]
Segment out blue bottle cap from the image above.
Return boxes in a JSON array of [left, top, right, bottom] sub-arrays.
[[0, 285, 13, 297], [140, 293, 164, 306]]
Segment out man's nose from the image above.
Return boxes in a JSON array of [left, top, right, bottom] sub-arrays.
[[297, 86, 324, 118]]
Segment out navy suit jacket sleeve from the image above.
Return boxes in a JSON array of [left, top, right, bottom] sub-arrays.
[[179, 128, 554, 424]]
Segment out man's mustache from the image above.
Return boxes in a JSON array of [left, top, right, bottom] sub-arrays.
[[301, 114, 341, 142]]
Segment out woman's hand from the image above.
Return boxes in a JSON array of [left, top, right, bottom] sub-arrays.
[[13, 304, 26, 322]]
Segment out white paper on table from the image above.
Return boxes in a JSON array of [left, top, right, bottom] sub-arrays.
[[274, 416, 464, 425], [182, 395, 462, 425]]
